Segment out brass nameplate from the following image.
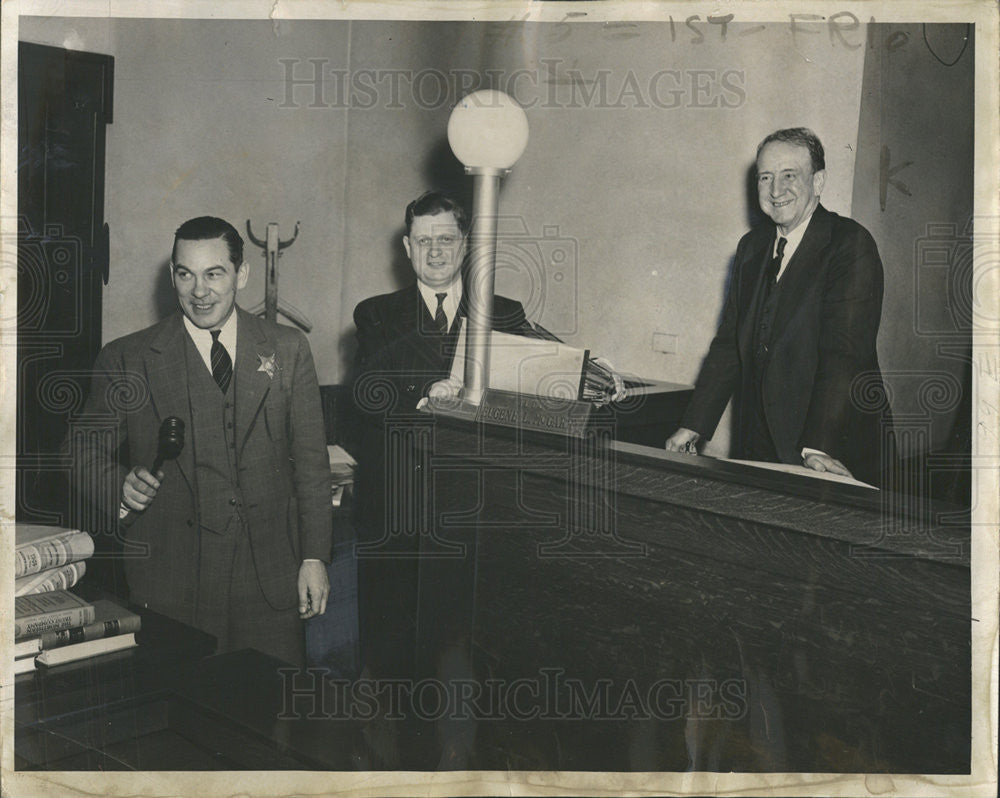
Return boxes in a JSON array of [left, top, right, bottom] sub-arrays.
[[475, 389, 593, 438]]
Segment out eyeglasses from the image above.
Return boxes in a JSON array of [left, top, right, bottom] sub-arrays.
[[411, 234, 462, 248]]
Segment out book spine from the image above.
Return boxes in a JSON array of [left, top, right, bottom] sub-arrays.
[[15, 533, 94, 578], [14, 657, 37, 675], [37, 634, 137, 667], [15, 561, 87, 597], [15, 546, 41, 579], [40, 615, 142, 650], [577, 349, 591, 401], [14, 607, 97, 639], [14, 637, 42, 658]]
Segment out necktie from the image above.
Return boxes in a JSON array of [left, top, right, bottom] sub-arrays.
[[210, 329, 233, 393], [434, 292, 448, 333], [763, 236, 787, 299]]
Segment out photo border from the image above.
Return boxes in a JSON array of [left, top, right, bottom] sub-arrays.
[[1, 2, 996, 796]]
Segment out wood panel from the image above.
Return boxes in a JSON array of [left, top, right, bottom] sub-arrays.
[[410, 421, 970, 772]]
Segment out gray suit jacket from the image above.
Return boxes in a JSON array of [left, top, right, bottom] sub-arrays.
[[73, 307, 332, 617]]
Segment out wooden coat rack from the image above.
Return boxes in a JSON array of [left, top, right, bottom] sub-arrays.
[[245, 220, 312, 332]]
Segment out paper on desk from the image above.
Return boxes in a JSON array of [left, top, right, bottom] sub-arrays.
[[328, 444, 356, 486], [449, 327, 587, 399], [328, 444, 356, 464], [725, 458, 878, 489]]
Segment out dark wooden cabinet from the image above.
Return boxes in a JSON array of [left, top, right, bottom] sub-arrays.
[[16, 42, 113, 524]]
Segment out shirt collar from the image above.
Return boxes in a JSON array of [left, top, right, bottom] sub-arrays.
[[774, 208, 816, 262], [416, 277, 463, 319], [182, 307, 238, 355]]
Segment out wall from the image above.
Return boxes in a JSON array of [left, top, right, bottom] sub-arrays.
[[472, 20, 867, 455], [851, 23, 974, 455], [20, 16, 874, 457], [20, 17, 352, 383]]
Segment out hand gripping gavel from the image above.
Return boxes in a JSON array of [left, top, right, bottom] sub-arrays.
[[119, 417, 185, 525], [151, 416, 185, 473]]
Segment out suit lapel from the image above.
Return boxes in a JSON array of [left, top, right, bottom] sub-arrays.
[[770, 205, 832, 343], [234, 308, 273, 452], [402, 284, 450, 364], [455, 289, 469, 332], [143, 314, 195, 490], [736, 234, 774, 364]]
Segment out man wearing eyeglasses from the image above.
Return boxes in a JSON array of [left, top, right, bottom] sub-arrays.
[[352, 190, 532, 411], [349, 191, 533, 679]]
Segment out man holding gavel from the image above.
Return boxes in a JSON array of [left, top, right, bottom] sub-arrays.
[[74, 216, 331, 666]]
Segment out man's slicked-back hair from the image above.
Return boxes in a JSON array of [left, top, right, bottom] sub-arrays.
[[756, 127, 826, 174], [172, 216, 244, 267], [404, 191, 469, 237]]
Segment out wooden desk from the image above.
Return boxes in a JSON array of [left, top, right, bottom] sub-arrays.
[[354, 379, 694, 679], [15, 603, 215, 769], [14, 604, 361, 770], [402, 418, 969, 772]]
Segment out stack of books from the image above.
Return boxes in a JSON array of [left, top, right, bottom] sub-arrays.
[[14, 594, 141, 674], [16, 523, 95, 596], [13, 522, 140, 674], [328, 444, 356, 508]]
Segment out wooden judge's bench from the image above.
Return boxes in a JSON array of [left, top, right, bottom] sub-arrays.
[[12, 383, 970, 773], [399, 414, 969, 772]]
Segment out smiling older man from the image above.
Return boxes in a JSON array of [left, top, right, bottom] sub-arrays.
[[667, 128, 891, 486]]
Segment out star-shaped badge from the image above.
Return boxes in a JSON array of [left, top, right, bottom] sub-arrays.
[[257, 352, 277, 379]]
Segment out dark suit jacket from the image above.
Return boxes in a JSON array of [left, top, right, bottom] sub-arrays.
[[348, 283, 530, 536], [348, 282, 531, 674], [681, 204, 890, 485], [352, 282, 531, 413], [74, 308, 332, 619]]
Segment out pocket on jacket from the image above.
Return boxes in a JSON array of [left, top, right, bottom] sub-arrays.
[[285, 495, 302, 562], [263, 404, 288, 442], [261, 406, 294, 492]]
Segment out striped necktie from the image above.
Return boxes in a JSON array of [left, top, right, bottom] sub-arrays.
[[434, 292, 448, 333], [210, 329, 233, 393]]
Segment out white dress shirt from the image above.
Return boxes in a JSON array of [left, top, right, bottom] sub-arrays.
[[773, 209, 815, 282], [417, 278, 463, 330], [182, 310, 237, 375]]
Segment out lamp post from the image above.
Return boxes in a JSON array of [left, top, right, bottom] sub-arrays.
[[446, 90, 529, 405]]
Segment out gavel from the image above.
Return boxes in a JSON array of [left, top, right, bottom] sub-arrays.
[[119, 417, 185, 525], [152, 416, 185, 473]]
